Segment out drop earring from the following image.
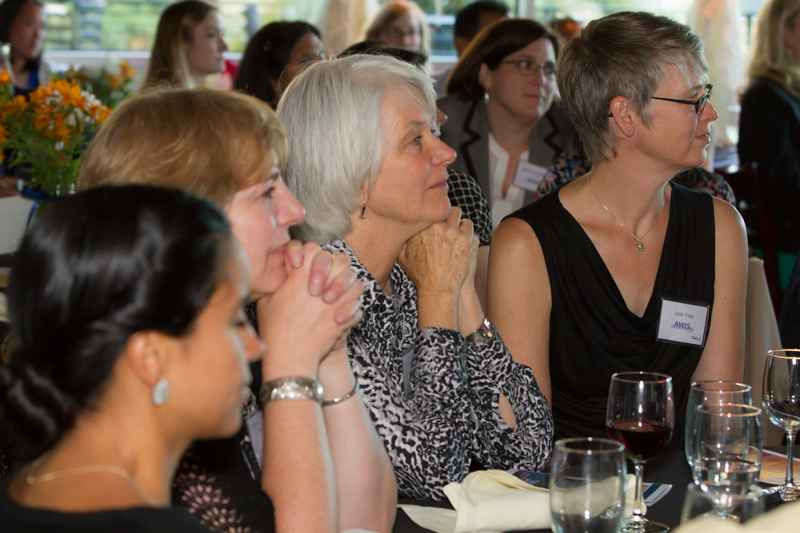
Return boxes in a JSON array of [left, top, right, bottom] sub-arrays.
[[152, 378, 170, 406], [360, 205, 367, 219]]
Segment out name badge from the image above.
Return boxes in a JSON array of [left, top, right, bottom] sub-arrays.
[[656, 298, 710, 347], [513, 160, 548, 192]]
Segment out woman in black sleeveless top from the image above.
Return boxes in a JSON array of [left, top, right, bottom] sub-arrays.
[[487, 12, 748, 446]]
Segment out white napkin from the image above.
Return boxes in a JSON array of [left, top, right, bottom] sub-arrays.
[[399, 470, 643, 533], [671, 501, 800, 533]]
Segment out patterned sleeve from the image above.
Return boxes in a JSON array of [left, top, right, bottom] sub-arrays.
[[672, 167, 736, 205], [534, 150, 591, 201], [447, 170, 492, 246], [463, 327, 554, 472], [349, 325, 474, 501]]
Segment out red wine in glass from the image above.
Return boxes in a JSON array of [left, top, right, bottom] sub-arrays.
[[608, 420, 671, 461]]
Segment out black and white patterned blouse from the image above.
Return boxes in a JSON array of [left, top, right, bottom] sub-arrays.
[[447, 170, 492, 246], [323, 239, 553, 500]]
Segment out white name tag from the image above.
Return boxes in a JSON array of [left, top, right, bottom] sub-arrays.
[[512, 160, 548, 192], [656, 298, 710, 347]]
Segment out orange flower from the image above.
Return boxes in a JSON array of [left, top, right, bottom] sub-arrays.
[[33, 110, 51, 132], [0, 70, 11, 87], [105, 73, 122, 90], [29, 85, 53, 107], [119, 60, 138, 80], [53, 80, 86, 109]]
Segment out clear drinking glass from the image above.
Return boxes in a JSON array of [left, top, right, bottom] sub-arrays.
[[685, 381, 753, 468], [680, 481, 764, 524], [550, 437, 627, 533], [691, 403, 762, 493], [607, 372, 674, 533], [763, 349, 800, 501]]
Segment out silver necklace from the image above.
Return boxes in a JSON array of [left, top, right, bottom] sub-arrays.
[[587, 175, 665, 253]]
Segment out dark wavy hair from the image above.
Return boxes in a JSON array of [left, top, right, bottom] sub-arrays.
[[234, 21, 321, 107], [0, 185, 232, 460], [446, 18, 558, 100], [0, 0, 43, 75]]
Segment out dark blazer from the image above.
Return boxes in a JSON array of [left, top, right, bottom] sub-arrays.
[[739, 78, 800, 252], [437, 95, 580, 206]]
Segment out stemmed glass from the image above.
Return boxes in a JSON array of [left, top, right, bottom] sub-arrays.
[[684, 381, 753, 468], [607, 372, 674, 533], [763, 349, 800, 501]]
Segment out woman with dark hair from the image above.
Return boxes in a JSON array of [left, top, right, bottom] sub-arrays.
[[143, 0, 228, 89], [0, 185, 259, 531], [439, 18, 580, 229], [0, 0, 46, 89], [234, 21, 324, 107]]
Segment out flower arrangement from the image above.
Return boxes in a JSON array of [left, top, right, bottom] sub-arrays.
[[0, 71, 110, 196], [55, 60, 139, 109]]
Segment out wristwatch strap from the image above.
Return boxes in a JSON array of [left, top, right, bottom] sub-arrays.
[[465, 317, 495, 346]]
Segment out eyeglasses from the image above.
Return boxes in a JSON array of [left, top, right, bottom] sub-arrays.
[[499, 58, 556, 79], [651, 84, 713, 114], [380, 27, 420, 40]]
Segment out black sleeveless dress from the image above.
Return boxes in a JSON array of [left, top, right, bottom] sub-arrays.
[[509, 182, 715, 450]]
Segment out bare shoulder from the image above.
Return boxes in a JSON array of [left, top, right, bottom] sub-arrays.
[[492, 216, 541, 256], [711, 196, 746, 247]]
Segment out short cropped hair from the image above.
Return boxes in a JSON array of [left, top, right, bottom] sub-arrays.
[[78, 88, 287, 207], [446, 18, 558, 99], [143, 0, 217, 89], [454, 0, 509, 41], [748, 0, 800, 97], [557, 11, 709, 163], [277, 54, 436, 243]]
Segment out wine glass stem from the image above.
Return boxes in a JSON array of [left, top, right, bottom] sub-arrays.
[[633, 460, 645, 519], [787, 429, 798, 486]]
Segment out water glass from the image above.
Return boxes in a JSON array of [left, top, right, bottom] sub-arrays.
[[763, 348, 800, 501], [685, 381, 753, 468], [691, 403, 762, 491], [681, 481, 764, 524], [550, 437, 627, 533]]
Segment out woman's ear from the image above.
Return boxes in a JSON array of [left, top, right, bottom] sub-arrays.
[[358, 176, 371, 207], [478, 63, 492, 94], [123, 331, 175, 389], [608, 96, 636, 138]]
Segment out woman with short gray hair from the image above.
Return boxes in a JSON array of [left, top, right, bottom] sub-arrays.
[[488, 11, 747, 452], [278, 54, 553, 500]]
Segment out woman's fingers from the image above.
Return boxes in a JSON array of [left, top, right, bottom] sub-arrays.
[[284, 239, 306, 269]]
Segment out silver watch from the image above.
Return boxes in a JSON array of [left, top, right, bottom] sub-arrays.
[[465, 318, 495, 346], [259, 377, 324, 406]]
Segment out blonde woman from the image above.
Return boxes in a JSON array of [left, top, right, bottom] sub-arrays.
[[143, 0, 228, 89], [739, 0, 800, 253], [364, 0, 429, 54]]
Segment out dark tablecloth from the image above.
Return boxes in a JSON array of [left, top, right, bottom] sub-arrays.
[[393, 449, 790, 533]]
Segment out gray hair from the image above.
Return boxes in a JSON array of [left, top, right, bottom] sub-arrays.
[[557, 11, 709, 163], [277, 54, 437, 243]]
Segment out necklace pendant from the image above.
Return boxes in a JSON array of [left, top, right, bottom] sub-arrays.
[[637, 242, 645, 253]]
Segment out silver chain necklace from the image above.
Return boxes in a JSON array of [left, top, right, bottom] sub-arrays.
[[587, 175, 665, 253]]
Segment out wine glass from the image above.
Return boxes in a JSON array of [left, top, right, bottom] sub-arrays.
[[550, 437, 627, 533], [691, 403, 762, 492], [607, 372, 674, 533], [681, 481, 764, 524], [685, 381, 753, 468], [763, 349, 800, 501]]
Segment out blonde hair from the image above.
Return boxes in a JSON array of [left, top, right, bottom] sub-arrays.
[[143, 0, 217, 89], [364, 0, 430, 55], [748, 0, 800, 97], [78, 88, 287, 207]]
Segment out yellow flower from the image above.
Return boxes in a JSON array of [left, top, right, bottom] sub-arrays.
[[0, 70, 10, 87], [119, 60, 138, 80], [105, 73, 123, 90]]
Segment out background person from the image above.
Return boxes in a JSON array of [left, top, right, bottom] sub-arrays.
[[77, 88, 396, 533], [433, 0, 510, 95], [234, 21, 324, 108], [278, 54, 553, 501], [0, 185, 257, 532], [0, 0, 46, 89], [488, 11, 747, 447], [439, 18, 580, 230], [364, 0, 429, 54], [143, 0, 228, 89]]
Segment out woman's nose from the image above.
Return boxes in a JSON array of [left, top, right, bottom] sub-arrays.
[[242, 322, 265, 363], [274, 180, 306, 228]]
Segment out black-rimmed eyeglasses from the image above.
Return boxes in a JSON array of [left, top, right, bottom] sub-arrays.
[[499, 58, 556, 79], [651, 84, 713, 114]]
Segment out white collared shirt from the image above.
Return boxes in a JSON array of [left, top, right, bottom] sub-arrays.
[[488, 133, 527, 230]]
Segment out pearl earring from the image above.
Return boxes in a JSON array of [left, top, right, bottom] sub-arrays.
[[152, 378, 170, 406]]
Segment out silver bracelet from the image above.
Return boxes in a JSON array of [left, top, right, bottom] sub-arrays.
[[259, 377, 324, 406], [465, 317, 495, 346], [322, 381, 360, 407]]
